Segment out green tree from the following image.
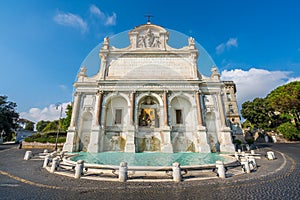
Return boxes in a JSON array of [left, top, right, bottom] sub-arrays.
[[42, 120, 59, 133], [0, 96, 19, 140], [36, 120, 50, 132], [61, 104, 72, 131], [241, 98, 274, 130], [24, 121, 35, 131], [277, 122, 300, 141], [266, 81, 300, 130]]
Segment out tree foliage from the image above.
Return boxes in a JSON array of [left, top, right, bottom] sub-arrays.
[[241, 98, 273, 130], [241, 81, 300, 140], [266, 81, 300, 130], [36, 120, 51, 132], [36, 103, 72, 133], [24, 121, 35, 131], [62, 104, 72, 131], [0, 96, 19, 139], [277, 122, 300, 141]]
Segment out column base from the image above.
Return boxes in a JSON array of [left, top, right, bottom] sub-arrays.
[[63, 127, 76, 152], [219, 129, 235, 153], [125, 143, 136, 152], [124, 128, 136, 153], [161, 144, 173, 153], [87, 126, 101, 153], [196, 127, 211, 153], [196, 144, 211, 153]]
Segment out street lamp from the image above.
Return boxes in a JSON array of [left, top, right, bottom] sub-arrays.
[[55, 103, 63, 151]]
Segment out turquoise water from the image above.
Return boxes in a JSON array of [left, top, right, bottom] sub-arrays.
[[71, 152, 228, 166]]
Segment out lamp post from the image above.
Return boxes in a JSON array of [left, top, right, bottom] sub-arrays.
[[55, 103, 63, 151]]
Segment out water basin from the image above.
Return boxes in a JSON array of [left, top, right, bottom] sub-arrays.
[[71, 152, 231, 167]]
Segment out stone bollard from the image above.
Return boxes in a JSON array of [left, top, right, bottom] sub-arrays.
[[251, 150, 255, 155], [238, 149, 241, 153], [267, 151, 275, 160], [241, 151, 246, 157], [43, 149, 48, 154], [216, 160, 226, 178], [74, 160, 84, 179], [24, 151, 33, 160], [235, 152, 239, 160], [172, 162, 182, 182], [119, 162, 128, 182], [50, 157, 59, 173], [248, 156, 257, 170], [241, 158, 250, 173], [43, 155, 50, 168]]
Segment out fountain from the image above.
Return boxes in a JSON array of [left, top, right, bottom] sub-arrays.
[[110, 136, 121, 151]]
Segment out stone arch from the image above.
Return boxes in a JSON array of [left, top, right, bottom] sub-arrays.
[[136, 93, 162, 128], [135, 92, 163, 107], [77, 111, 93, 152], [103, 93, 130, 126], [169, 94, 195, 127], [103, 92, 130, 107], [169, 92, 196, 107]]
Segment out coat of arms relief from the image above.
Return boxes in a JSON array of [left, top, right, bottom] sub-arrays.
[[137, 29, 161, 48]]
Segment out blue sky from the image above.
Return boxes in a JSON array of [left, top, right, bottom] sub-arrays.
[[1, 0, 299, 122]]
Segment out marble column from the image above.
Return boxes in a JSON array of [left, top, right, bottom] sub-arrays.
[[216, 92, 226, 128], [95, 91, 103, 125], [70, 92, 81, 127], [63, 92, 81, 152], [125, 92, 136, 152], [161, 90, 173, 153], [130, 92, 135, 125], [163, 91, 168, 126], [194, 91, 210, 153], [88, 91, 103, 153], [195, 91, 203, 126]]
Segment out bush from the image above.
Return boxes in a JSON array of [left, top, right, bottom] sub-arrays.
[[277, 122, 300, 141]]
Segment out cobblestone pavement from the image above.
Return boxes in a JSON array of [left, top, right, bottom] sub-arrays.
[[0, 143, 299, 200]]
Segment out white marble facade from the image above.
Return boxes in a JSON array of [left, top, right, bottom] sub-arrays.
[[63, 23, 236, 153]]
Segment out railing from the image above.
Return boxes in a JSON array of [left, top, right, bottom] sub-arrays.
[[23, 149, 261, 182]]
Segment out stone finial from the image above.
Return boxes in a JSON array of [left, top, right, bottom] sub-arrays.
[[210, 66, 220, 80], [102, 37, 110, 50], [77, 67, 87, 82], [78, 67, 87, 76], [188, 37, 196, 49]]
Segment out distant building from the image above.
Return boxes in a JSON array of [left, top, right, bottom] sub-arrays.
[[223, 81, 243, 135]]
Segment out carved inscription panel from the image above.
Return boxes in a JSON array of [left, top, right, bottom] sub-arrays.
[[107, 57, 194, 79]]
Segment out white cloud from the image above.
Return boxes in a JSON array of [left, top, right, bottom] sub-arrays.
[[221, 68, 293, 105], [89, 5, 117, 26], [89, 5, 105, 19], [59, 84, 68, 90], [216, 43, 225, 54], [105, 12, 117, 26], [54, 12, 88, 33], [20, 102, 71, 123], [216, 38, 238, 54], [226, 38, 238, 48]]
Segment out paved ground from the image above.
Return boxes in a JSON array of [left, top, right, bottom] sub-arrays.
[[0, 143, 299, 200]]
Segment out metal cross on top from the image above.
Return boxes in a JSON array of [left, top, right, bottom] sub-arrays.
[[144, 14, 154, 24]]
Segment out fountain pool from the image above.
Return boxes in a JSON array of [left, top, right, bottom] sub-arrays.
[[70, 152, 232, 167]]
